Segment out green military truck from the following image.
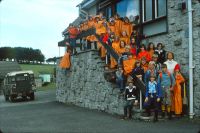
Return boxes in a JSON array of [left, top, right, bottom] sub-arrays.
[[2, 70, 36, 102]]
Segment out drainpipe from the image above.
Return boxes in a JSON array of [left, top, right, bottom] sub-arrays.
[[188, 0, 194, 119]]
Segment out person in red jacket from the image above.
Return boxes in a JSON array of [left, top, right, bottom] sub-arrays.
[[137, 44, 151, 62], [68, 24, 79, 54]]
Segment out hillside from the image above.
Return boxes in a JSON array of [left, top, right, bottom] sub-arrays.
[[20, 64, 55, 77]]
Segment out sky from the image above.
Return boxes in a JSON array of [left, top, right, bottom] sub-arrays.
[[0, 0, 82, 59]]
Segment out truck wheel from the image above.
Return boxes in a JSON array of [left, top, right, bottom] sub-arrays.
[[22, 96, 27, 100], [5, 95, 9, 101], [30, 93, 35, 100], [10, 96, 15, 102]]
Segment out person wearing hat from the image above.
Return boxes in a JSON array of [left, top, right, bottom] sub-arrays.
[[123, 80, 139, 120], [144, 74, 161, 122], [173, 64, 185, 116]]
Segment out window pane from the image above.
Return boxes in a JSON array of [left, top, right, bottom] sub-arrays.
[[157, 0, 167, 17], [117, 0, 140, 19], [108, 7, 112, 18], [145, 0, 153, 21]]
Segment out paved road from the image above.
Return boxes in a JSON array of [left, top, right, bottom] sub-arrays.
[[0, 90, 199, 133]]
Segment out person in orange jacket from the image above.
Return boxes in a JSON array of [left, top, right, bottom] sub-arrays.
[[173, 64, 185, 116], [120, 31, 130, 45], [110, 36, 120, 68], [117, 40, 126, 55], [121, 17, 133, 38], [137, 44, 151, 62], [59, 47, 72, 75], [123, 53, 136, 76], [88, 16, 95, 29], [108, 17, 116, 34], [114, 14, 123, 37], [147, 42, 155, 60]]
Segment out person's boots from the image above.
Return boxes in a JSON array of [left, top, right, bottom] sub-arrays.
[[153, 111, 158, 122], [161, 111, 165, 118], [168, 112, 172, 120]]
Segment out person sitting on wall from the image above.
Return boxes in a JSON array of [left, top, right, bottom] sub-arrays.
[[68, 24, 79, 55], [59, 46, 72, 75], [123, 80, 139, 120]]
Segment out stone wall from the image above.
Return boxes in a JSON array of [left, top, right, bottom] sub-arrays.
[[56, 50, 126, 115], [142, 1, 200, 115]]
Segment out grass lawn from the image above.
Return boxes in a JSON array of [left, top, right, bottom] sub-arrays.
[[20, 64, 56, 91], [20, 64, 56, 77]]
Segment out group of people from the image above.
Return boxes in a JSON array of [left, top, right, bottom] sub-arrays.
[[59, 13, 187, 122], [118, 50, 186, 122]]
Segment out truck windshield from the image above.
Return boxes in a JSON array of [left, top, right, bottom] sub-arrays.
[[16, 75, 29, 81]]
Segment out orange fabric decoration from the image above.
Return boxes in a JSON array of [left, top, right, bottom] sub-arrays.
[[59, 52, 71, 69]]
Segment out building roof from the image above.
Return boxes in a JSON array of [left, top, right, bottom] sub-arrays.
[[6, 70, 33, 77], [79, 0, 99, 9], [0, 61, 22, 79]]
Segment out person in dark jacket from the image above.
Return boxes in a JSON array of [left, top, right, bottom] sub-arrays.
[[131, 60, 144, 81], [123, 81, 139, 120], [154, 43, 166, 64]]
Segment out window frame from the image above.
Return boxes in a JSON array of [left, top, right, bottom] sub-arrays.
[[141, 0, 168, 38]]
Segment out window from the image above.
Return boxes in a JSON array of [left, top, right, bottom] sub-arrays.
[[142, 0, 167, 37], [116, 0, 140, 20], [144, 0, 153, 21], [157, 0, 167, 17], [143, 0, 167, 22]]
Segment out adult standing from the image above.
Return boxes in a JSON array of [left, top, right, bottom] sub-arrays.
[[164, 52, 178, 74]]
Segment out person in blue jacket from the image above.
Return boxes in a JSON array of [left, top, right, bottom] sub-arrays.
[[144, 74, 161, 122]]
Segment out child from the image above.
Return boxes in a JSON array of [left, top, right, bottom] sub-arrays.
[[131, 60, 144, 81], [123, 81, 139, 119], [173, 64, 185, 116], [152, 54, 162, 76], [157, 64, 175, 120], [144, 75, 161, 122], [141, 57, 149, 73], [115, 66, 125, 93]]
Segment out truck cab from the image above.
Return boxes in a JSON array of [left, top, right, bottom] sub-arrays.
[[3, 70, 36, 102]]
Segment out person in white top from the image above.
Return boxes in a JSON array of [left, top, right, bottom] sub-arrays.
[[164, 52, 178, 74]]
